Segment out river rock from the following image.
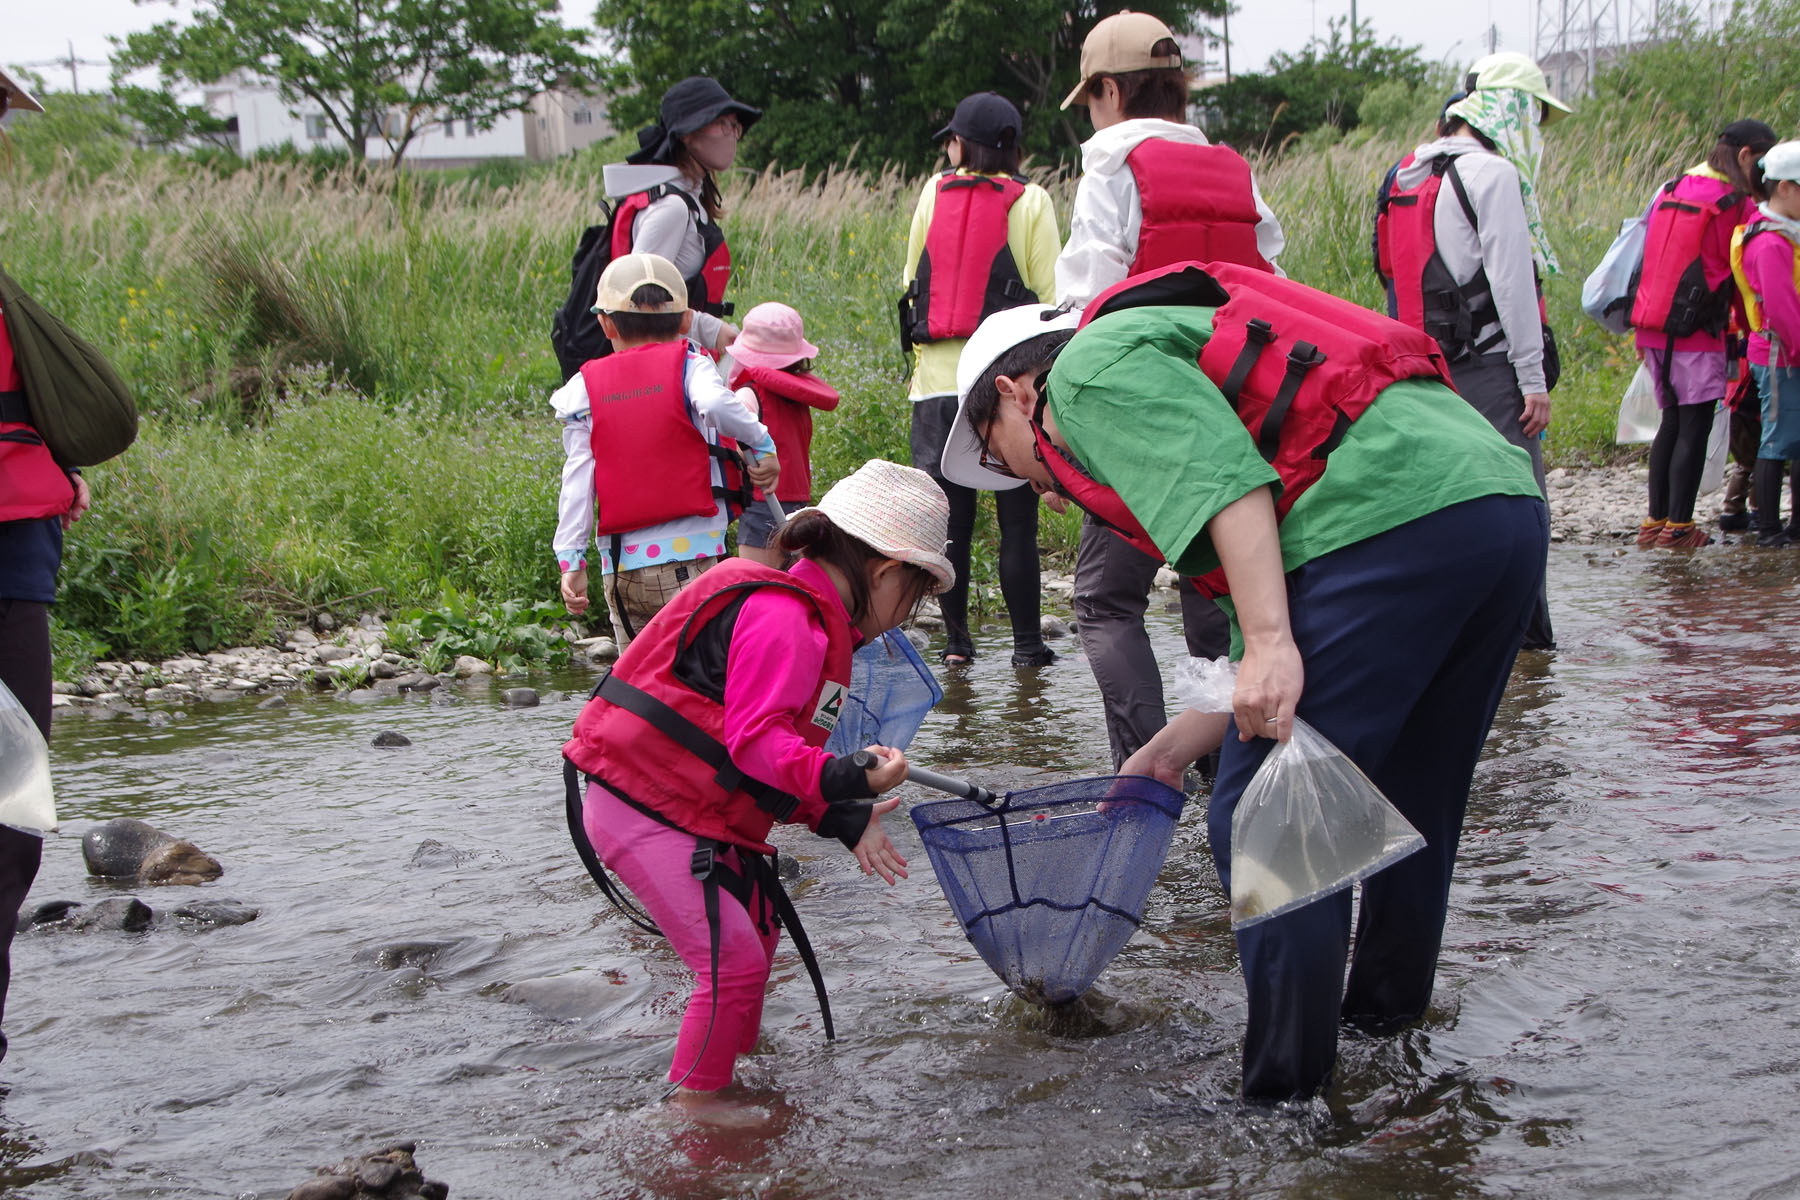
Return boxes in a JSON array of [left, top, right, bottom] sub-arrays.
[[503, 975, 623, 1022], [408, 839, 474, 868], [314, 612, 337, 633], [453, 656, 491, 678], [576, 636, 619, 663], [315, 645, 357, 664], [138, 839, 225, 886], [1040, 615, 1071, 639], [396, 674, 440, 693], [76, 897, 153, 932], [173, 900, 260, 926], [903, 627, 929, 651], [910, 614, 944, 632], [258, 696, 288, 710], [372, 730, 412, 748], [26, 899, 84, 927], [283, 1141, 448, 1200], [83, 818, 175, 877], [501, 688, 539, 708], [370, 660, 402, 680]]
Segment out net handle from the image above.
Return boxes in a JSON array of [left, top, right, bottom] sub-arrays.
[[747, 449, 788, 531], [850, 750, 1001, 809]]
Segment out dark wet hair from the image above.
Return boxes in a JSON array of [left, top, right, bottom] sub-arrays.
[[963, 329, 1077, 434], [1087, 40, 1189, 121], [776, 509, 940, 622], [957, 136, 1023, 176], [1711, 122, 1777, 195], [607, 283, 686, 341]]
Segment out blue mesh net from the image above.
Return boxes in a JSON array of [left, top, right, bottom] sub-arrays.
[[911, 777, 1186, 1004], [825, 630, 943, 756]]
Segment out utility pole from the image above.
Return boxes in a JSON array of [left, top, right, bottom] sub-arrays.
[[1223, 6, 1231, 81]]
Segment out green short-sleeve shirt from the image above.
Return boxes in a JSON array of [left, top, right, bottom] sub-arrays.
[[1047, 305, 1543, 580]]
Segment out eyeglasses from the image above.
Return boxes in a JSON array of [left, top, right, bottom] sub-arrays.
[[976, 417, 1020, 480]]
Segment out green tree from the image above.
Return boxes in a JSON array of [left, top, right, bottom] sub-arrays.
[[1198, 17, 1428, 153], [591, 1, 1225, 173], [112, 0, 599, 166]]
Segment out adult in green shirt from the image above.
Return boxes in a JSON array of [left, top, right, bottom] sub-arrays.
[[941, 281, 1547, 1102]]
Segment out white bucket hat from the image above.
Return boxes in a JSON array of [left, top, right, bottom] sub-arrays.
[[1762, 141, 1800, 185], [940, 304, 1082, 491], [799, 460, 954, 593]]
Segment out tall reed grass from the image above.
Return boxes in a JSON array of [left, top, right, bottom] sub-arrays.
[[0, 105, 1706, 664]]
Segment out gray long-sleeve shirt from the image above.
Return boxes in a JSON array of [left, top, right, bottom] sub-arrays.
[[1394, 137, 1547, 395]]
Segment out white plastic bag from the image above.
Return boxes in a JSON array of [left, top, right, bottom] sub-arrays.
[[1698, 399, 1731, 495], [1583, 215, 1646, 335], [1616, 364, 1659, 445], [0, 679, 57, 833], [1171, 655, 1237, 714], [1228, 718, 1422, 930]]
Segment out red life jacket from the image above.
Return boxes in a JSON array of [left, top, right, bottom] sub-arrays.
[[1037, 262, 1453, 597], [582, 341, 748, 535], [1125, 141, 1273, 275], [1374, 153, 1506, 361], [900, 173, 1038, 350], [0, 318, 75, 523], [563, 558, 856, 855], [612, 185, 734, 317], [1631, 172, 1745, 339], [728, 363, 839, 503]]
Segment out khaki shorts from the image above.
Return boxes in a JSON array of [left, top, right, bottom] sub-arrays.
[[605, 556, 718, 648]]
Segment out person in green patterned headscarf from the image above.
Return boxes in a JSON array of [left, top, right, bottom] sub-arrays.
[[1372, 51, 1570, 650]]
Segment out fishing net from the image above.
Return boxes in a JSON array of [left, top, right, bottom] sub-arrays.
[[911, 777, 1185, 1004], [825, 630, 942, 756]]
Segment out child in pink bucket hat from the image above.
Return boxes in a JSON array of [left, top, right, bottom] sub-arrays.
[[724, 302, 842, 566]]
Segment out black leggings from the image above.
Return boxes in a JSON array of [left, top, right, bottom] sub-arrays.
[[938, 478, 1043, 657], [1647, 401, 1717, 523]]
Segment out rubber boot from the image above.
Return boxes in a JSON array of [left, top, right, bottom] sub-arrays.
[[1719, 462, 1753, 531], [1753, 459, 1791, 547], [1788, 459, 1800, 541]]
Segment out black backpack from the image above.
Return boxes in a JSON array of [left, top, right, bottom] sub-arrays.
[[549, 186, 708, 383]]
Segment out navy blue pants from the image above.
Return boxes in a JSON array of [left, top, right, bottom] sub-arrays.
[[1206, 494, 1548, 1102]]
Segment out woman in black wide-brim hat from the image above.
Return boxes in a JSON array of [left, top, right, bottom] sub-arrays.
[[620, 77, 762, 353]]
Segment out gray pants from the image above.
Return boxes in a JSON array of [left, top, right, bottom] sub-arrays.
[[1073, 514, 1230, 770], [1450, 352, 1554, 649]]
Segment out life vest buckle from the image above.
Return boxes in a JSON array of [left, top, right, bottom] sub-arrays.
[[691, 843, 717, 882]]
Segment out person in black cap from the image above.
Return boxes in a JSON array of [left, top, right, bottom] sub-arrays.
[[1628, 118, 1777, 549], [620, 77, 763, 353], [898, 92, 1060, 667]]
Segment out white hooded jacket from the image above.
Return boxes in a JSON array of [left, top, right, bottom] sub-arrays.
[[1054, 118, 1286, 309]]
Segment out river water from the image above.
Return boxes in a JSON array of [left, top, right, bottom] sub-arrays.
[[6, 544, 1800, 1199]]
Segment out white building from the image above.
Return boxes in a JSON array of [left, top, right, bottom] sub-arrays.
[[202, 75, 612, 164]]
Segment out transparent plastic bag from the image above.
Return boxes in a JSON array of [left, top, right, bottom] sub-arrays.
[[1616, 364, 1659, 445], [0, 679, 57, 833], [1698, 400, 1731, 495], [1171, 655, 1237, 714], [1228, 718, 1421, 930]]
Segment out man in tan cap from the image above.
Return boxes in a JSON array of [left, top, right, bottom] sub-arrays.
[[550, 253, 778, 646], [1054, 10, 1287, 779]]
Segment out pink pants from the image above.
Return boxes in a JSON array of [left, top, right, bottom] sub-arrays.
[[583, 782, 781, 1090]]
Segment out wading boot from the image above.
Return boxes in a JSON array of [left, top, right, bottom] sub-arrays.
[[1719, 461, 1753, 531], [1635, 518, 1668, 547], [1655, 521, 1711, 549], [1753, 459, 1789, 546]]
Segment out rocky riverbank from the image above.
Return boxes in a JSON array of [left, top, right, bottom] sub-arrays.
[[51, 465, 1674, 717]]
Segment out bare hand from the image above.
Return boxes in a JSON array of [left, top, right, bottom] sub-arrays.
[[1041, 490, 1069, 515], [1521, 391, 1551, 438], [714, 322, 739, 352], [745, 450, 780, 491], [860, 744, 908, 792], [61, 474, 92, 530], [853, 796, 909, 884], [1233, 636, 1303, 743], [560, 568, 590, 616]]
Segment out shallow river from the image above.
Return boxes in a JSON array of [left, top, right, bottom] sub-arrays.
[[7, 544, 1800, 1199]]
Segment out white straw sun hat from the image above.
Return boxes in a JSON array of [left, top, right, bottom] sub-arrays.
[[800, 460, 955, 593]]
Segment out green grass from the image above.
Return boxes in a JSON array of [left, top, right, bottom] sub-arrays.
[[2, 105, 1700, 668]]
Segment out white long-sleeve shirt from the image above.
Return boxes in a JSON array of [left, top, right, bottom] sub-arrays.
[[1055, 118, 1286, 309], [1393, 137, 1547, 394], [553, 344, 774, 575], [629, 174, 728, 351]]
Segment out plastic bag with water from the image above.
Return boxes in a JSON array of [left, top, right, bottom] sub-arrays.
[[825, 629, 942, 756], [0, 679, 57, 833], [1228, 718, 1421, 930], [912, 776, 1185, 1004]]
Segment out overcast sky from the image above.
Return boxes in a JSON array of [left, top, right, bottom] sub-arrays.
[[6, 0, 1535, 100]]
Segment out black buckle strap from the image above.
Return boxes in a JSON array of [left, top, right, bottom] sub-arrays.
[[0, 391, 30, 424], [1220, 319, 1276, 405], [596, 673, 800, 820], [1259, 342, 1327, 462], [563, 758, 661, 935]]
